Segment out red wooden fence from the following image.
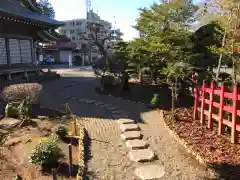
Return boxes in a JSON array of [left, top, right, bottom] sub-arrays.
[[193, 81, 240, 143]]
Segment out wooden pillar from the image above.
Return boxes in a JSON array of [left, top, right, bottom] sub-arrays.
[[231, 86, 238, 143], [19, 39, 23, 64], [208, 81, 214, 129], [218, 85, 224, 135], [30, 39, 34, 65], [200, 81, 206, 124], [193, 86, 199, 120]]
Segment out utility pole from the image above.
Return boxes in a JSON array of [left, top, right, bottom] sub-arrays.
[[86, 0, 92, 64]]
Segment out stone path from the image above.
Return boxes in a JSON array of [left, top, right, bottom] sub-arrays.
[[118, 118, 165, 179], [39, 71, 216, 180]]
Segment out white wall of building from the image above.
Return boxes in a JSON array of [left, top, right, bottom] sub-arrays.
[[58, 11, 112, 47], [60, 50, 72, 63]]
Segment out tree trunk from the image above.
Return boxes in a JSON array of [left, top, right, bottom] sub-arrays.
[[121, 71, 129, 91], [171, 84, 175, 114], [216, 27, 227, 81], [232, 4, 240, 85], [175, 77, 178, 103]]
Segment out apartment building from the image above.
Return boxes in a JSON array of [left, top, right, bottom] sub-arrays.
[[58, 10, 112, 64]]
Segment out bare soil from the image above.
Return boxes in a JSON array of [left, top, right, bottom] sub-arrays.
[[0, 114, 81, 180], [164, 108, 240, 180]]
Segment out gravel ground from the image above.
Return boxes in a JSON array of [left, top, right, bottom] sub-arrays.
[[39, 70, 217, 180]]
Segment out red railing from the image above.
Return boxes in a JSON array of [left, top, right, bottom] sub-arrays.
[[193, 81, 240, 143]]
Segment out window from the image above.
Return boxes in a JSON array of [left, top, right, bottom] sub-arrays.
[[70, 29, 75, 33], [72, 22, 75, 26], [76, 22, 82, 26]]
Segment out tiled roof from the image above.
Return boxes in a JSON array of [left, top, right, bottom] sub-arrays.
[[0, 1, 64, 26]]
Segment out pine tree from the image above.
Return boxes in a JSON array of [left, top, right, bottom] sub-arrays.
[[131, 0, 198, 111]]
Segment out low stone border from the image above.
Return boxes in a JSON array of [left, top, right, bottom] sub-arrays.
[[159, 110, 224, 180], [76, 122, 86, 180]]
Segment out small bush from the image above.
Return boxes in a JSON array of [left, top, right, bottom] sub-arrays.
[[52, 124, 68, 139], [12, 175, 22, 180], [2, 83, 42, 104], [29, 138, 65, 167], [150, 94, 160, 107]]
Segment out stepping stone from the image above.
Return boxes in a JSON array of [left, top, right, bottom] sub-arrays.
[[135, 165, 165, 180], [78, 99, 86, 102], [129, 149, 155, 162], [94, 102, 103, 106], [111, 110, 123, 114], [120, 124, 139, 132], [118, 118, 135, 125], [119, 115, 129, 119], [121, 131, 142, 140], [126, 139, 148, 149], [106, 106, 117, 111], [99, 104, 111, 108], [85, 100, 95, 104]]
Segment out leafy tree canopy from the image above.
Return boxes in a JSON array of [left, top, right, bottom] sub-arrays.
[[36, 0, 55, 18]]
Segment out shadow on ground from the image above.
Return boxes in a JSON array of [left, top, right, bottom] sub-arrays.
[[96, 82, 194, 111], [210, 163, 240, 180], [83, 128, 100, 180]]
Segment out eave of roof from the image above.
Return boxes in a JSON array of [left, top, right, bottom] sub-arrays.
[[0, 1, 64, 27], [43, 42, 78, 50]]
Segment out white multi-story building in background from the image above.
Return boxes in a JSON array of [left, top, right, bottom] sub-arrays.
[[58, 10, 112, 64]]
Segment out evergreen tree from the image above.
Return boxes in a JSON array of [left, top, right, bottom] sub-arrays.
[[36, 0, 55, 18]]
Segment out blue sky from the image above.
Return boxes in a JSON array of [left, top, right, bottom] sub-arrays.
[[50, 0, 203, 41]]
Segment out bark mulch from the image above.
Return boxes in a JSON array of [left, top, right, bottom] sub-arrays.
[[164, 108, 240, 180]]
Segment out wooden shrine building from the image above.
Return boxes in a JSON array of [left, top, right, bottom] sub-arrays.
[[0, 0, 64, 75]]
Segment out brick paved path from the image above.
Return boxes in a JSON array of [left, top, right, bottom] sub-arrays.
[[39, 70, 215, 180]]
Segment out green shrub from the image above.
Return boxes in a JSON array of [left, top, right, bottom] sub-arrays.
[[5, 102, 19, 118], [29, 138, 65, 167], [12, 175, 22, 180], [2, 83, 42, 104], [5, 97, 32, 119], [150, 94, 159, 107], [52, 124, 68, 139]]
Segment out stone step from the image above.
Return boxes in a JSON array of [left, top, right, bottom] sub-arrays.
[[126, 139, 148, 149], [129, 149, 155, 162], [120, 123, 140, 132], [121, 131, 142, 140], [111, 110, 123, 114], [135, 164, 165, 180], [105, 106, 117, 111], [118, 118, 135, 125]]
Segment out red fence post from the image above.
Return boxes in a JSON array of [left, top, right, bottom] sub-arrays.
[[193, 86, 199, 120], [218, 85, 224, 135], [200, 81, 206, 124], [231, 86, 237, 143], [208, 81, 214, 129]]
